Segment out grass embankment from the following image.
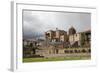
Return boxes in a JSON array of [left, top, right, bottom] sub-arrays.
[[23, 56, 90, 63]]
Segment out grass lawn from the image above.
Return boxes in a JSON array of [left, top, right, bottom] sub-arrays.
[[23, 56, 90, 63]]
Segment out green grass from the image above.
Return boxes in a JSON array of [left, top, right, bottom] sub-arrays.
[[23, 56, 90, 63]]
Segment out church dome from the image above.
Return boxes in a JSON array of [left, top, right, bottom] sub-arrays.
[[68, 26, 76, 35]]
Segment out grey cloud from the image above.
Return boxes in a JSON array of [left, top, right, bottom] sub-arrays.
[[23, 11, 91, 39]]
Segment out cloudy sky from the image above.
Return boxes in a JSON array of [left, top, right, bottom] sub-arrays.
[[23, 10, 91, 39]]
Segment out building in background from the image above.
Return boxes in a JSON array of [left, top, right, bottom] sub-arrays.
[[68, 27, 91, 47], [23, 26, 91, 58], [45, 26, 91, 48], [45, 28, 68, 42]]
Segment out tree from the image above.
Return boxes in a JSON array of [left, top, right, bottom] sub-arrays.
[[80, 33, 85, 47], [30, 43, 33, 47]]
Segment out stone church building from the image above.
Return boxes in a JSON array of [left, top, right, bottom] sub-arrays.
[[23, 26, 91, 58]]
